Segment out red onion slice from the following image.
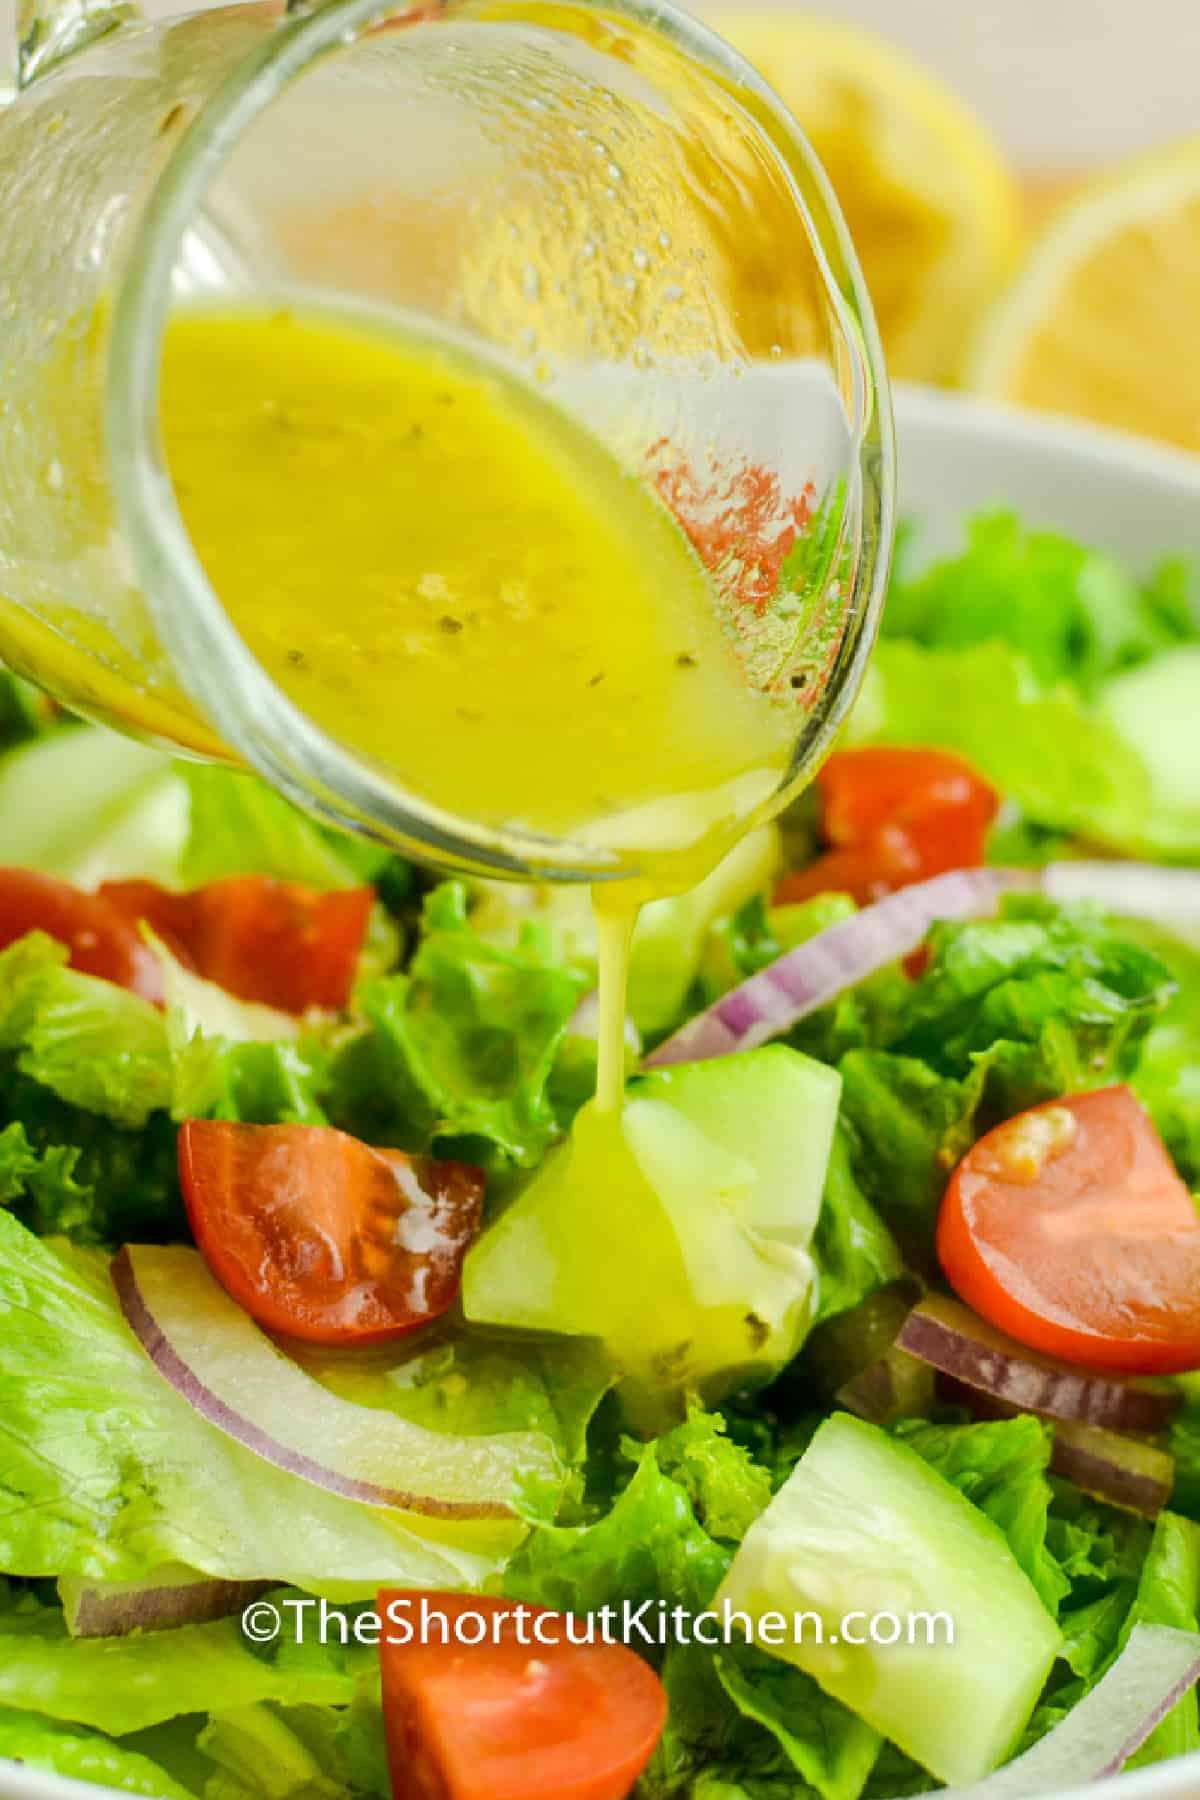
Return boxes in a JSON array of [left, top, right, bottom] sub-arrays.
[[113, 1245, 562, 1521], [644, 860, 1200, 1070], [899, 1295, 1179, 1435], [888, 1625, 1200, 1799], [61, 1568, 267, 1638], [645, 868, 1036, 1067]]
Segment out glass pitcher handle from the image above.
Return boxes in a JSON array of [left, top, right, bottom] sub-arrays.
[[16, 0, 138, 86]]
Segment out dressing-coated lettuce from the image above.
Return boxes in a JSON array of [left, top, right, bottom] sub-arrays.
[[0, 1210, 505, 1595]]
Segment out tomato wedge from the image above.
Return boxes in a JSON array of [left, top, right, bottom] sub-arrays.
[[378, 1591, 666, 1800], [819, 747, 997, 849], [776, 747, 999, 906], [0, 867, 164, 1002], [179, 1121, 484, 1344], [101, 876, 373, 1013], [938, 1086, 1200, 1374]]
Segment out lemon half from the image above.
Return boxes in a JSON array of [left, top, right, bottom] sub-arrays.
[[968, 136, 1200, 451], [706, 12, 1021, 382]]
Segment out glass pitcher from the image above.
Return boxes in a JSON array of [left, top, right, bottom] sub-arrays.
[[0, 0, 894, 880]]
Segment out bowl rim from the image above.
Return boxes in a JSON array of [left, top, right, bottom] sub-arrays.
[[893, 379, 1200, 499]]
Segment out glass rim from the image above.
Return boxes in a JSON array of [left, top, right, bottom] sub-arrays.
[[106, 0, 896, 881]]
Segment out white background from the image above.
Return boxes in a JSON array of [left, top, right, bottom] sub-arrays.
[[4, 0, 1200, 168]]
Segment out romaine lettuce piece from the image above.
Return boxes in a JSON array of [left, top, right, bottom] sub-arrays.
[[806, 1123, 904, 1329], [1109, 918, 1200, 1194], [471, 826, 780, 1038], [0, 1119, 92, 1238], [505, 1411, 765, 1617], [0, 1709, 195, 1800], [145, 930, 333, 1127], [180, 767, 369, 891], [197, 1697, 387, 1800], [883, 512, 1193, 695], [830, 898, 1176, 1252], [0, 1209, 509, 1594], [849, 638, 1198, 859], [333, 882, 586, 1167], [292, 1332, 611, 1473], [0, 1068, 182, 1247], [713, 1649, 881, 1800], [1119, 1511, 1200, 1766], [896, 1416, 1068, 1615], [0, 932, 170, 1128], [0, 1608, 359, 1735]]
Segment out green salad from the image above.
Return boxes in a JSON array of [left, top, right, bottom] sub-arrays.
[[0, 512, 1199, 1800]]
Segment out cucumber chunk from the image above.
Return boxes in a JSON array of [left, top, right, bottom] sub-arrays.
[[631, 1044, 841, 1247], [1102, 645, 1200, 848], [463, 1046, 839, 1403], [715, 1412, 1061, 1786]]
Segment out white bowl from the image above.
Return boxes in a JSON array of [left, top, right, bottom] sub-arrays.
[[3, 386, 1200, 1800], [893, 384, 1200, 569]]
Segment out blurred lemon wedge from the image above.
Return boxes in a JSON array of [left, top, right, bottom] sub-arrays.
[[968, 136, 1200, 450], [706, 11, 1020, 381]]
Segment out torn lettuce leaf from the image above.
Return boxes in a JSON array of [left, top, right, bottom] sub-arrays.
[[504, 1411, 768, 1618], [0, 1209, 508, 1594], [1120, 1512, 1200, 1767], [830, 898, 1175, 1253], [291, 1331, 613, 1477], [1128, 925, 1200, 1188], [0, 1067, 182, 1246], [808, 1121, 905, 1328], [0, 1606, 360, 1737], [0, 1709, 195, 1800], [882, 512, 1195, 696], [642, 1637, 881, 1800], [896, 1417, 1068, 1616], [197, 1695, 388, 1800], [330, 882, 586, 1167], [0, 932, 171, 1130], [714, 1648, 882, 1800], [180, 768, 370, 892], [849, 638, 1198, 859], [0, 1119, 94, 1239], [150, 929, 333, 1128]]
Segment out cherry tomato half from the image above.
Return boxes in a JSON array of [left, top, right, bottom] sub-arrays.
[[938, 1085, 1200, 1374], [776, 747, 999, 906], [179, 1121, 484, 1344], [378, 1591, 666, 1800], [101, 876, 373, 1013], [0, 867, 164, 1002]]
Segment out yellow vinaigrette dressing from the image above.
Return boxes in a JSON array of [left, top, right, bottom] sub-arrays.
[[161, 305, 792, 1148]]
